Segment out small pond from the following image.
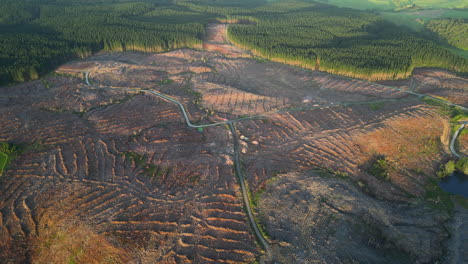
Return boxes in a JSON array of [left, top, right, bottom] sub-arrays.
[[439, 171, 468, 198]]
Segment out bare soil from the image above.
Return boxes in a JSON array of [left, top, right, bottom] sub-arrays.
[[379, 68, 468, 107], [259, 172, 450, 264], [203, 24, 252, 58]]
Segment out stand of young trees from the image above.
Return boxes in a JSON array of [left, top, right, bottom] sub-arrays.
[[227, 2, 468, 80], [0, 0, 204, 84], [426, 19, 468, 51], [0, 0, 467, 85]]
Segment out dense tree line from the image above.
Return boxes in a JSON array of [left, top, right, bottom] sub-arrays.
[[227, 1, 468, 80], [0, 0, 205, 84], [426, 19, 468, 51], [0, 0, 467, 84]]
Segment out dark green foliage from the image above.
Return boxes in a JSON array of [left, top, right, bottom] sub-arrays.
[[369, 102, 385, 111], [0, 152, 7, 175], [0, 142, 20, 175], [437, 160, 456, 178], [437, 158, 468, 178], [123, 151, 146, 167], [366, 155, 390, 180], [455, 158, 468, 174], [426, 19, 468, 50], [0, 0, 205, 85], [0, 0, 466, 85], [227, 1, 468, 80], [123, 151, 171, 180], [144, 164, 171, 181], [159, 79, 175, 85]]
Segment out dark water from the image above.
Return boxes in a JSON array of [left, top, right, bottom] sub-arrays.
[[439, 171, 468, 198]]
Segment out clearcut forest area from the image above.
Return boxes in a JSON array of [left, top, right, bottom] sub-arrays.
[[1, 0, 468, 264], [0, 0, 467, 84]]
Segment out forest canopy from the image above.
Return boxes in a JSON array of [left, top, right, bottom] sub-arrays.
[[226, 1, 468, 80], [0, 0, 467, 84], [426, 19, 468, 51]]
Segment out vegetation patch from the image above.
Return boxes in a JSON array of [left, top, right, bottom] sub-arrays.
[[437, 160, 456, 178], [0, 152, 7, 175], [424, 178, 454, 214], [421, 97, 468, 122], [123, 151, 171, 181], [228, 1, 468, 80], [1, 0, 467, 85], [455, 158, 468, 174], [0, 0, 206, 85], [369, 101, 385, 111], [365, 155, 391, 181], [449, 107, 468, 123], [159, 78, 174, 85], [426, 19, 468, 51], [144, 164, 171, 181], [245, 184, 271, 241], [123, 151, 146, 167], [440, 158, 468, 177], [316, 167, 349, 179], [0, 142, 20, 176]]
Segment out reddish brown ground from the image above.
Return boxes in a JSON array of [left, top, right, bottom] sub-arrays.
[[379, 68, 468, 107], [237, 101, 450, 201], [0, 64, 258, 263], [203, 24, 251, 58]]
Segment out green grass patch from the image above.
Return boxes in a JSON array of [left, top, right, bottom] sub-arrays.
[[0, 152, 8, 175], [244, 181, 273, 241], [0, 142, 21, 176], [368, 101, 385, 111], [159, 78, 174, 85], [420, 97, 468, 121], [421, 96, 449, 108], [424, 178, 454, 214], [449, 107, 468, 122], [461, 128, 468, 136], [251, 186, 266, 209]]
